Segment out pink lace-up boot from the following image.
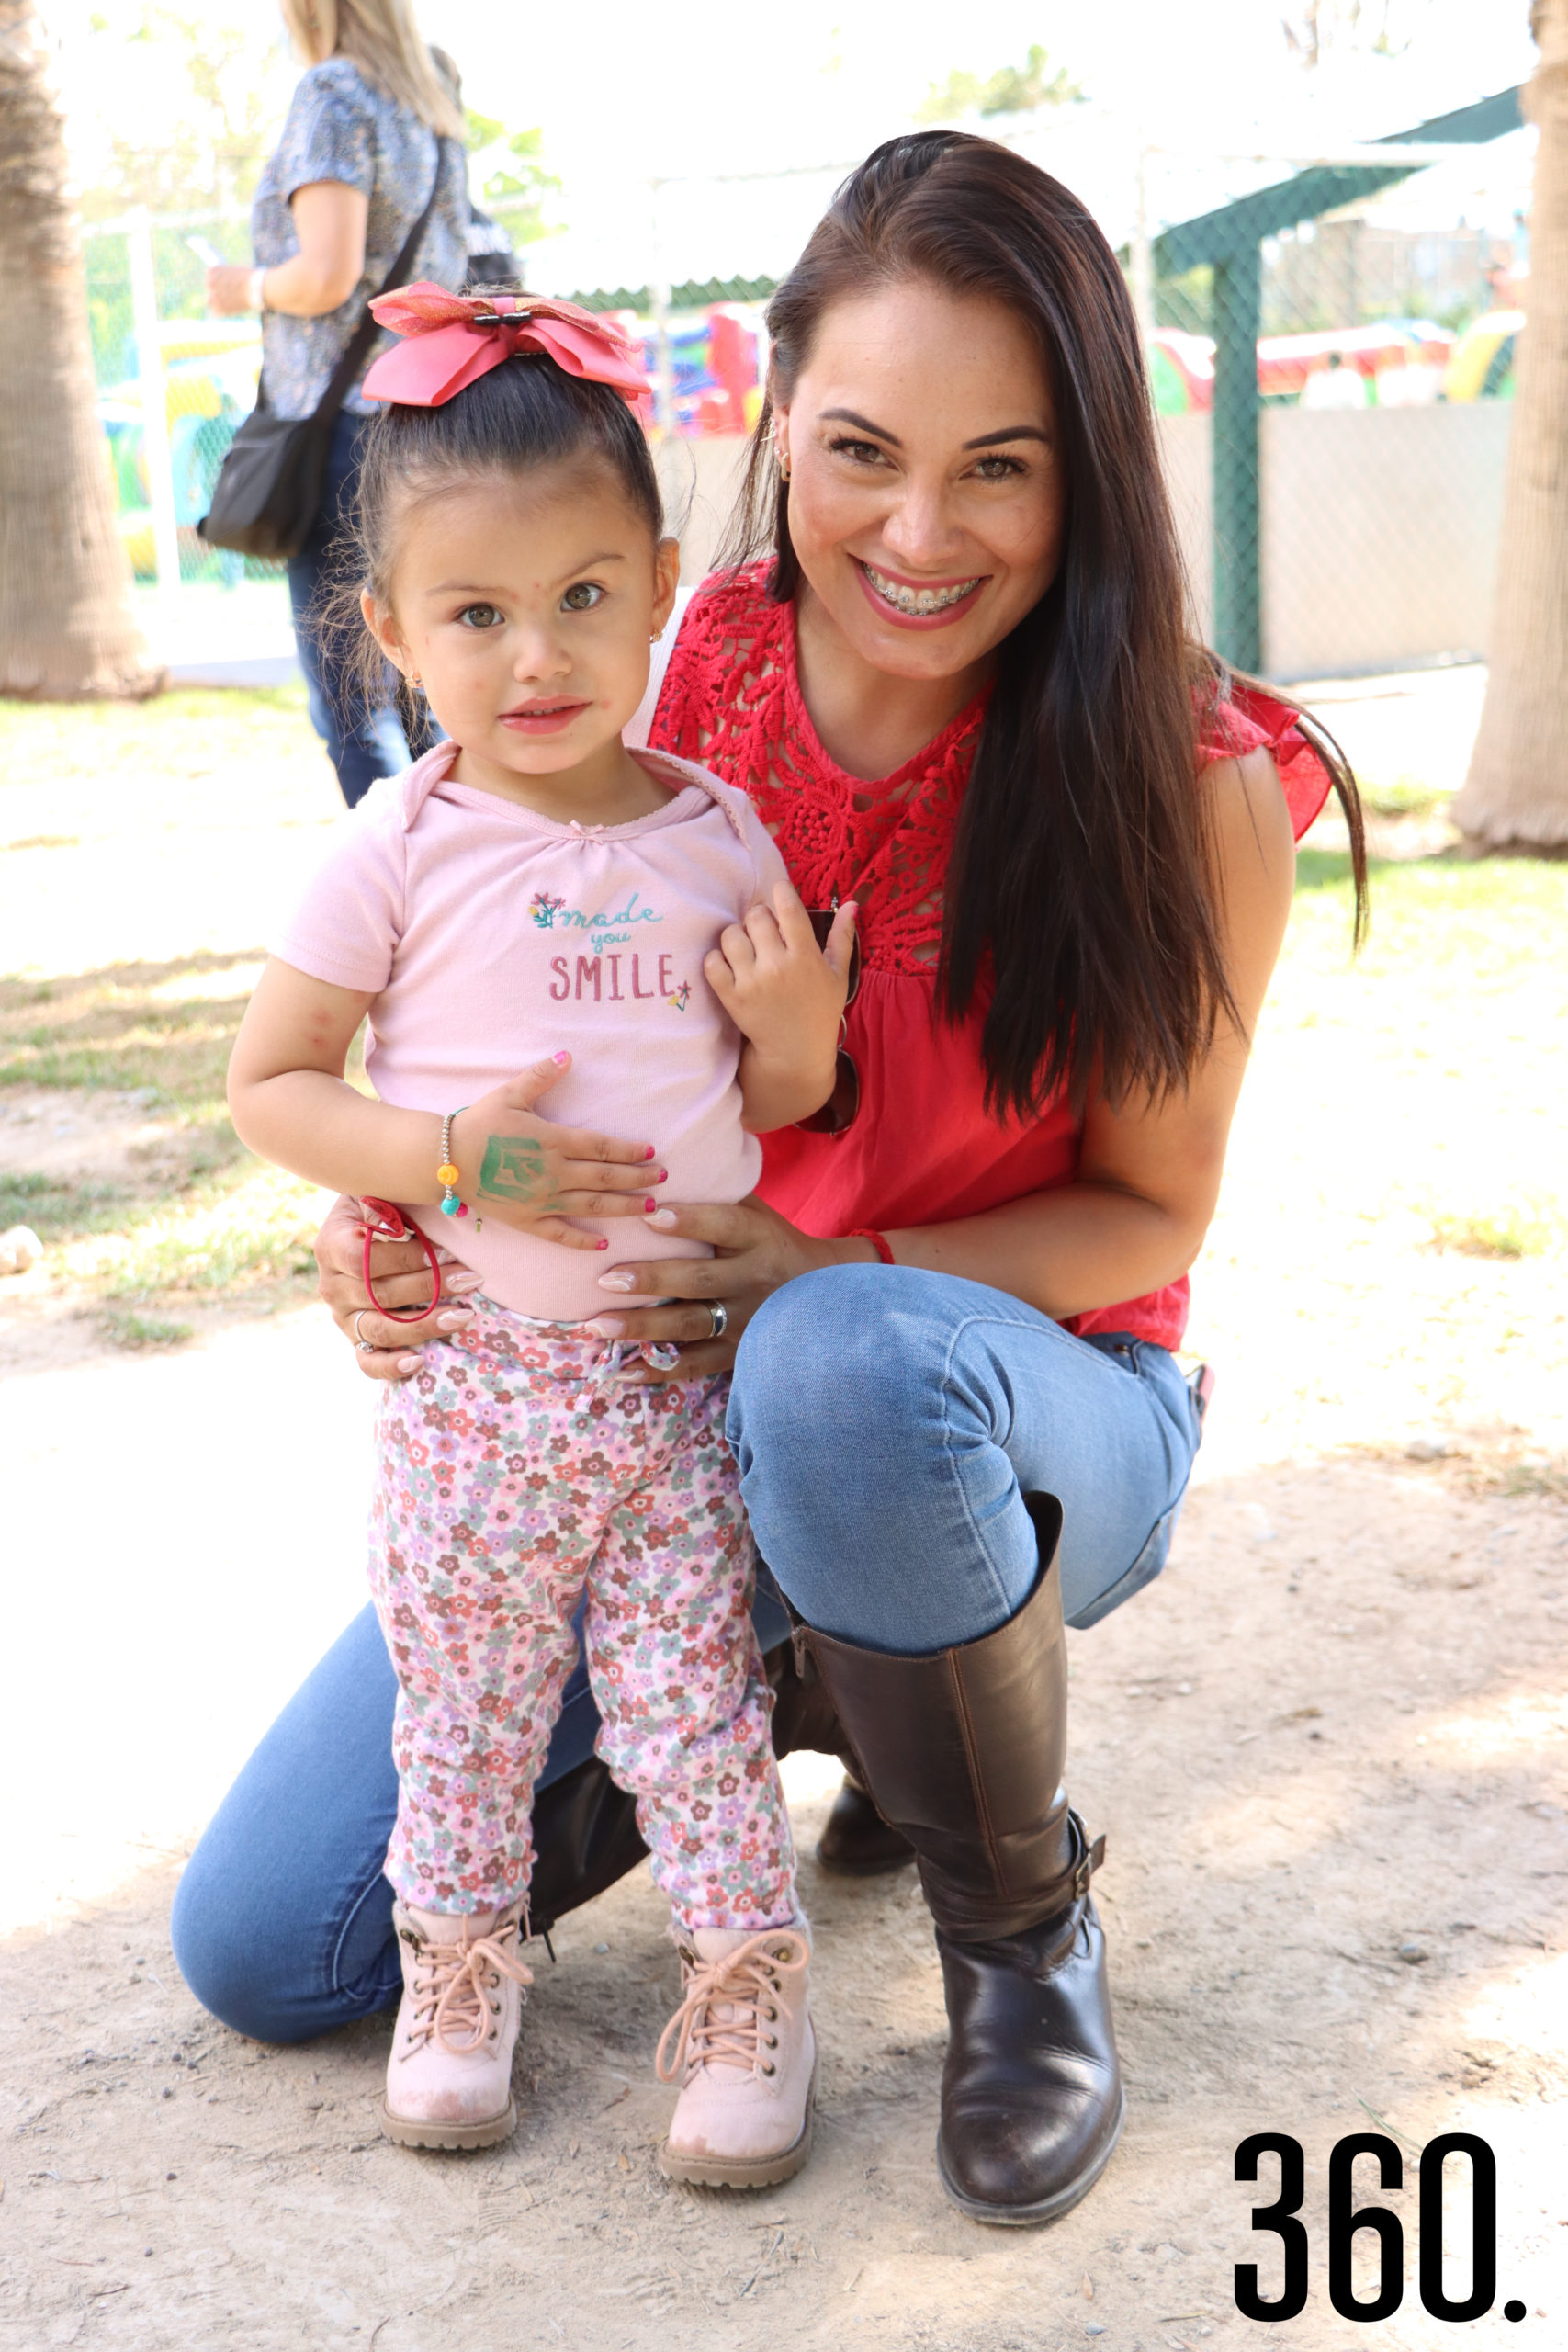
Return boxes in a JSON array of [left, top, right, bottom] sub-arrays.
[[656, 1925, 816, 2187], [379, 1901, 534, 2151]]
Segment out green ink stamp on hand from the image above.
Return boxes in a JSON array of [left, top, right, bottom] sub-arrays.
[[479, 1135, 547, 1204]]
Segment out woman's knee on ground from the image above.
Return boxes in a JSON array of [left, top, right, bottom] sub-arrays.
[[169, 1838, 300, 2043]]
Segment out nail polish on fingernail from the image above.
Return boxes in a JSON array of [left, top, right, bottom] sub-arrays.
[[646, 1207, 677, 1229], [552, 1050, 570, 1066], [643, 1196, 658, 1211], [437, 1309, 471, 1329], [447, 1272, 483, 1293], [397, 1356, 421, 1373], [586, 1317, 625, 1338], [598, 1269, 637, 1290], [596, 1238, 609, 1250], [654, 1169, 668, 1182], [643, 1144, 656, 1160]]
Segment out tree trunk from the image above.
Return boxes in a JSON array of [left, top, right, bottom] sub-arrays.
[[0, 1, 161, 698], [1454, 0, 1568, 848]]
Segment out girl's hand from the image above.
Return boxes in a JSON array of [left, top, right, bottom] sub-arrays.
[[705, 885, 854, 1057], [452, 1054, 664, 1248], [705, 885, 857, 1131], [582, 1196, 870, 1381], [315, 1192, 481, 1382]]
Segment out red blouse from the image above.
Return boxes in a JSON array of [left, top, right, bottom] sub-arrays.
[[650, 565, 1332, 1351]]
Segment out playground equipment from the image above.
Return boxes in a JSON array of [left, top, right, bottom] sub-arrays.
[[1443, 308, 1523, 402], [99, 325, 261, 582], [1147, 320, 1453, 415], [615, 301, 766, 436]]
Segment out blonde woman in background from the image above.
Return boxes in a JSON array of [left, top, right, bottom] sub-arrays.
[[207, 1, 469, 803]]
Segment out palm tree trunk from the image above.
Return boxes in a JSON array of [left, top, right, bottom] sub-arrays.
[[0, 0, 162, 698], [1454, 0, 1568, 849]]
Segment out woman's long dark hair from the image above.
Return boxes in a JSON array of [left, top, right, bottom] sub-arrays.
[[723, 132, 1366, 1119]]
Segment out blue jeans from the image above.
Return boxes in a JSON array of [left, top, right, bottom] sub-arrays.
[[171, 1268, 1200, 2041], [287, 409, 409, 808]]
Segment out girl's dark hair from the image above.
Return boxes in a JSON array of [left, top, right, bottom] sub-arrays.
[[330, 291, 662, 725], [723, 132, 1367, 1118]]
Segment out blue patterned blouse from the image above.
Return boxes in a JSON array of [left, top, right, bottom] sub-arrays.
[[251, 59, 468, 421]]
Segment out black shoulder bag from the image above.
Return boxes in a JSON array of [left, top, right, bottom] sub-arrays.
[[197, 141, 451, 561]]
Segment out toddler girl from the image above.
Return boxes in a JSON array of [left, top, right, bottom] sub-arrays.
[[228, 285, 854, 2185]]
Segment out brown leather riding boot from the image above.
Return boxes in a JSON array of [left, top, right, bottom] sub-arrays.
[[767, 1630, 915, 1875], [816, 1766, 916, 1877], [795, 1496, 1124, 2226]]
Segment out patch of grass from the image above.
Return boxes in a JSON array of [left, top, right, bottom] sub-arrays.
[[1, 1154, 320, 1299], [1456, 1452, 1568, 1504], [0, 683, 350, 1316], [0, 949, 265, 1110], [1295, 845, 1358, 896], [62, 1159, 321, 1301], [0, 683, 309, 782], [1486, 1460, 1568, 1502], [0, 941, 366, 1308], [1428, 1204, 1558, 1261], [1357, 775, 1450, 820], [1292, 843, 1568, 956], [101, 1309, 194, 1350], [0, 1168, 136, 1246]]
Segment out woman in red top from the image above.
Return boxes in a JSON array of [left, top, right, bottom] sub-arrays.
[[175, 135, 1360, 2225]]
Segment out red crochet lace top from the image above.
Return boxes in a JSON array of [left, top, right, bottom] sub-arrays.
[[650, 564, 1332, 1350]]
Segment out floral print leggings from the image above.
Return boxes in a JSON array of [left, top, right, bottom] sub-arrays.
[[367, 1297, 796, 1932]]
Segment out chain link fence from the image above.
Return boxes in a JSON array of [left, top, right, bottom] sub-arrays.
[[1149, 87, 1523, 685]]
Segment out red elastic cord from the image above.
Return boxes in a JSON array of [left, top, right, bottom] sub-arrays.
[[845, 1227, 895, 1265], [359, 1195, 445, 1321]]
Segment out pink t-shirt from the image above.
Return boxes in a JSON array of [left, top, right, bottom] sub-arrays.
[[274, 740, 791, 1318]]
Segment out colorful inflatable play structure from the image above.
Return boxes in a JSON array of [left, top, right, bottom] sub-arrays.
[[601, 303, 767, 436], [1145, 320, 1465, 414]]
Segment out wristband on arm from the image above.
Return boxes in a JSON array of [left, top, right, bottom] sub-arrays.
[[845, 1227, 896, 1265]]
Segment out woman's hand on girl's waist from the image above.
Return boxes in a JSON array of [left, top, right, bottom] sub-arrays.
[[315, 1191, 479, 1382], [582, 1197, 878, 1383]]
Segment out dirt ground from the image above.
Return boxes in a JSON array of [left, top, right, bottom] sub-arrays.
[[2, 1453, 1565, 2352], [2, 668, 1565, 2349]]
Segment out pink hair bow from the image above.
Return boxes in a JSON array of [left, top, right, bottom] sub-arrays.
[[361, 282, 649, 409]]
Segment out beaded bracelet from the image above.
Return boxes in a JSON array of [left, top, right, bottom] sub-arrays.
[[437, 1109, 473, 1223]]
